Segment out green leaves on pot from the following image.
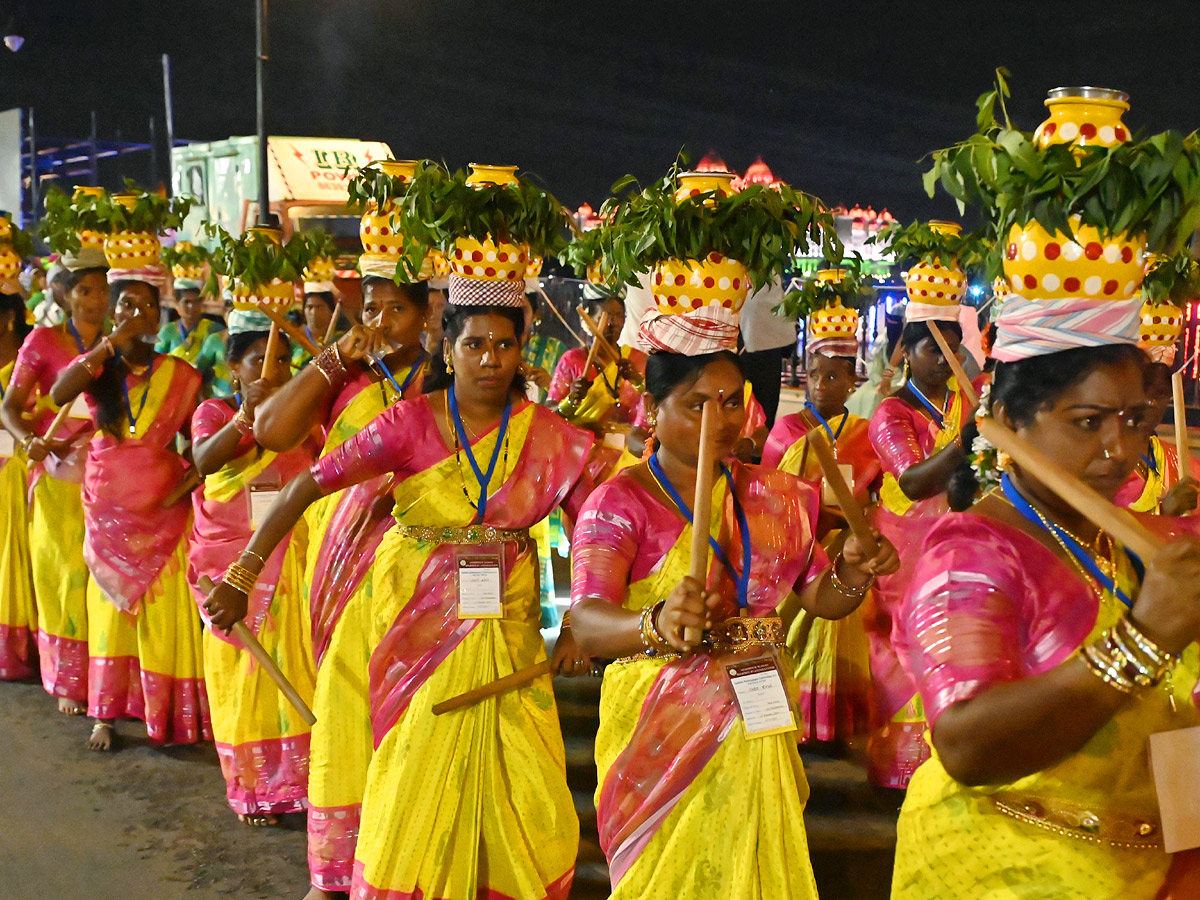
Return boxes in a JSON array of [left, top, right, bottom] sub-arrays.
[[396, 166, 571, 259], [871, 221, 993, 275], [774, 261, 875, 321], [586, 160, 843, 294], [161, 241, 210, 269], [346, 159, 446, 217], [925, 70, 1200, 255], [37, 186, 105, 254], [1141, 253, 1200, 307], [563, 227, 616, 283], [202, 224, 322, 296], [80, 180, 193, 235]]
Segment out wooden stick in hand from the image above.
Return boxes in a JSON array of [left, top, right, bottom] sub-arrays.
[[1173, 369, 1191, 481], [582, 312, 610, 379], [536, 287, 588, 348], [43, 403, 74, 442], [803, 425, 879, 556], [686, 400, 719, 644], [927, 321, 979, 409], [432, 659, 552, 715], [161, 467, 201, 509], [260, 322, 282, 382], [576, 305, 621, 365], [977, 418, 1160, 563], [197, 575, 317, 725], [324, 302, 342, 346], [260, 306, 321, 357]]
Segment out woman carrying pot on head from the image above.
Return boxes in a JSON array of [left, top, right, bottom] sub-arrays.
[[569, 294, 898, 900], [1, 250, 110, 716], [0, 288, 37, 681], [251, 271, 431, 897], [762, 307, 883, 745], [893, 311, 1200, 898], [188, 311, 318, 827], [51, 270, 208, 752], [864, 313, 971, 789], [206, 285, 597, 900], [157, 279, 225, 367]]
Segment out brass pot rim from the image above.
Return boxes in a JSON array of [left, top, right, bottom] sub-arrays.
[[1046, 86, 1130, 105]]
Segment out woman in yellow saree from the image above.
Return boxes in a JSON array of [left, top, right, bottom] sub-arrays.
[[570, 347, 898, 900], [0, 289, 36, 680], [893, 342, 1200, 900], [189, 320, 318, 825], [206, 300, 597, 900], [52, 273, 208, 751], [254, 274, 430, 896]]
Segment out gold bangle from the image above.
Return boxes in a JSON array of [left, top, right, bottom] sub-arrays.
[[830, 553, 873, 597], [560, 609, 572, 630], [233, 405, 255, 436], [1081, 640, 1142, 695], [639, 601, 671, 655], [239, 548, 266, 568], [223, 562, 258, 596], [1116, 616, 1176, 670], [313, 344, 350, 386]]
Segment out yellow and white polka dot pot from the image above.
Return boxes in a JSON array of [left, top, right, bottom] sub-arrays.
[[651, 252, 750, 314], [1003, 218, 1145, 301]]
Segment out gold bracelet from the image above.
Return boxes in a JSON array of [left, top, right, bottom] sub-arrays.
[[1116, 616, 1176, 671], [1081, 640, 1142, 695], [639, 601, 671, 655], [1089, 633, 1159, 689], [223, 562, 259, 596], [233, 405, 255, 436], [313, 344, 350, 386], [239, 548, 266, 568], [560, 609, 572, 630], [830, 553, 873, 597]]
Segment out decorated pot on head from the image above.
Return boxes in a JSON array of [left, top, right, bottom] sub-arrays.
[[169, 241, 206, 281], [1034, 86, 1130, 150], [806, 270, 860, 362], [427, 248, 450, 291], [226, 226, 296, 312], [465, 164, 520, 188], [304, 255, 338, 283], [902, 221, 967, 323], [72, 185, 108, 252], [358, 159, 430, 283], [1139, 301, 1185, 365], [674, 170, 738, 205], [641, 251, 748, 354], [0, 212, 18, 282], [103, 192, 162, 270], [443, 163, 531, 307], [523, 253, 544, 295]]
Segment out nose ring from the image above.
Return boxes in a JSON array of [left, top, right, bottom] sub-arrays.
[[1103, 449, 1113, 460]]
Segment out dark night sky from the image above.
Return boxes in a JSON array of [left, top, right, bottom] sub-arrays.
[[2, 0, 1199, 219]]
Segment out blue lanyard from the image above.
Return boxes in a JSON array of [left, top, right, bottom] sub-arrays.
[[1001, 473, 1135, 609], [179, 321, 193, 347], [304, 327, 314, 345], [448, 386, 512, 523], [374, 351, 425, 399], [120, 357, 156, 437], [906, 380, 946, 428], [1142, 446, 1159, 475], [649, 452, 752, 609], [67, 319, 98, 353], [804, 401, 848, 445]]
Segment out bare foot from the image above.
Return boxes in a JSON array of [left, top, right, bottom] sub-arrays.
[[302, 888, 347, 900], [87, 720, 115, 752], [57, 696, 85, 716], [237, 812, 279, 827]]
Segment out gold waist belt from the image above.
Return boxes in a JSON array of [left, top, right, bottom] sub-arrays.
[[396, 524, 530, 545], [613, 615, 785, 665], [991, 792, 1161, 850]]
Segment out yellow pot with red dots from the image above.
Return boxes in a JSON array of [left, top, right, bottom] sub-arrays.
[[304, 256, 338, 282], [358, 160, 428, 279], [1034, 87, 1130, 149], [0, 213, 11, 242], [0, 246, 19, 282], [230, 279, 296, 312], [1003, 219, 1144, 301], [903, 257, 967, 308], [651, 252, 750, 314], [808, 299, 859, 342], [450, 236, 528, 284], [1140, 300, 1185, 357], [465, 164, 520, 188], [674, 171, 737, 205], [104, 230, 161, 269]]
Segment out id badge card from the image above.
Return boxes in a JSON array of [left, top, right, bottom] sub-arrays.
[[725, 657, 797, 739], [1150, 726, 1200, 852], [456, 545, 505, 619], [822, 463, 855, 508], [0, 430, 13, 458], [68, 393, 91, 420], [248, 481, 281, 530]]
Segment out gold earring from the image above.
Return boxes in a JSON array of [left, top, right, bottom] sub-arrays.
[[444, 356, 454, 375], [646, 412, 657, 428]]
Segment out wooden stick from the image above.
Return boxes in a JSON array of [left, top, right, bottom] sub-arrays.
[[1173, 369, 1191, 481], [161, 467, 201, 509], [260, 322, 282, 382], [686, 400, 720, 643], [323, 301, 342, 346], [879, 341, 906, 397], [536, 286, 588, 348], [927, 320, 979, 409], [198, 576, 317, 725], [43, 403, 73, 441], [977, 418, 1160, 562], [432, 660, 552, 715], [582, 312, 609, 379], [260, 306, 321, 357], [803, 425, 879, 556], [576, 305, 621, 365]]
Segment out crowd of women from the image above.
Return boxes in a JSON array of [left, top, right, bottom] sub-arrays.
[[4, 139, 1200, 900]]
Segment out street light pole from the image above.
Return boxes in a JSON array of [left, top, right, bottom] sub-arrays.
[[255, 0, 271, 227]]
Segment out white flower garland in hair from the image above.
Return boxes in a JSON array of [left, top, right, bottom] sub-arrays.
[[968, 380, 1007, 494]]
